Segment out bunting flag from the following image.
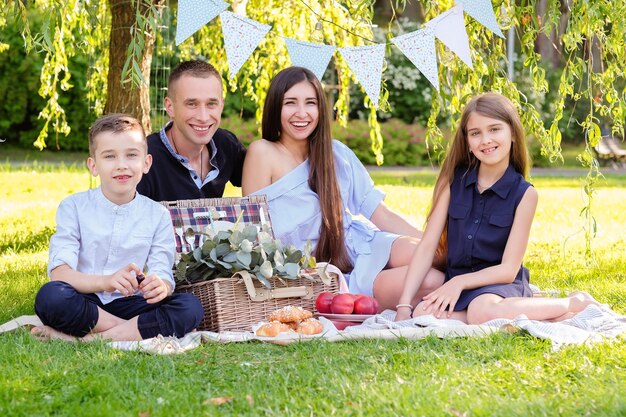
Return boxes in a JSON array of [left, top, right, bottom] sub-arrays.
[[175, 2, 504, 108], [390, 26, 440, 91], [283, 38, 336, 81], [456, 0, 504, 38], [220, 11, 272, 79], [426, 4, 473, 69], [175, 0, 229, 46], [338, 44, 386, 108]]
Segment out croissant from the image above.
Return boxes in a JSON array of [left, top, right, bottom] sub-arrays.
[[268, 306, 313, 323], [255, 321, 292, 337], [295, 318, 324, 335]]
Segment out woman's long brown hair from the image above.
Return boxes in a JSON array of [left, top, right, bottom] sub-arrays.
[[431, 93, 530, 270], [262, 67, 352, 272]]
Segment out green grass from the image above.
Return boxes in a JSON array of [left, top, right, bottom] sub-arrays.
[[1, 165, 626, 416]]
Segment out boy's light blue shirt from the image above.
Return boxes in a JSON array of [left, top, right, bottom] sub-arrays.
[[47, 187, 176, 304]]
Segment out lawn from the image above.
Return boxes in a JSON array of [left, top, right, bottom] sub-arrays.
[[1, 163, 625, 416]]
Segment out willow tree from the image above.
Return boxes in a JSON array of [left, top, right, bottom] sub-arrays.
[[2, 2, 626, 199]]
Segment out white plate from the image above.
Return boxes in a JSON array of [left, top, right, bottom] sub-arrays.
[[315, 313, 374, 322]]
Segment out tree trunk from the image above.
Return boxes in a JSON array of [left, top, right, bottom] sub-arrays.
[[535, 0, 559, 68], [104, 0, 163, 133]]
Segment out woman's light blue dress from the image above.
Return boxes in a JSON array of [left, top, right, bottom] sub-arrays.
[[251, 140, 398, 295]]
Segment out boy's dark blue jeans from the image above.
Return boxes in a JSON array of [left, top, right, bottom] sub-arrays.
[[34, 281, 203, 338]]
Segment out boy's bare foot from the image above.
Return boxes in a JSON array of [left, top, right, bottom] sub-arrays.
[[30, 325, 77, 342]]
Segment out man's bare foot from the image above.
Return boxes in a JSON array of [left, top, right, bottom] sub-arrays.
[[30, 325, 77, 342]]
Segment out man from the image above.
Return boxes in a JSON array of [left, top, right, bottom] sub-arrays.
[[137, 60, 246, 201]]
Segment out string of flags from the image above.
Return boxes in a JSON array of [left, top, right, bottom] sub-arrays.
[[175, 0, 504, 108]]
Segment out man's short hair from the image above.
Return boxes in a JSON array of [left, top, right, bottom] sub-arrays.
[[168, 60, 222, 94], [88, 113, 146, 156]]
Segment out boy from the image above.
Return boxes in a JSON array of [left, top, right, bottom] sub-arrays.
[[32, 114, 203, 341]]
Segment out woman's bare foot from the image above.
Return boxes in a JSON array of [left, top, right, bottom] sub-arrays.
[[30, 325, 77, 342]]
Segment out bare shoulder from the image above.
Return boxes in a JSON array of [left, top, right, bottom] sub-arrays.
[[521, 185, 538, 205], [248, 139, 280, 156]]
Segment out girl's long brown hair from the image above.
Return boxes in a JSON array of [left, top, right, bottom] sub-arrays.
[[431, 93, 530, 270], [262, 67, 352, 272]]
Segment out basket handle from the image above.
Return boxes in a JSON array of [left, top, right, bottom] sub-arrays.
[[234, 271, 314, 302]]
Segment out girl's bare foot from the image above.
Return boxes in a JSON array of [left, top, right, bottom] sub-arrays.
[[550, 311, 576, 322], [568, 291, 600, 313], [30, 325, 77, 342]]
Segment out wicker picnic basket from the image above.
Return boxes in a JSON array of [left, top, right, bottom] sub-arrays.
[[175, 270, 340, 332], [161, 196, 341, 332]]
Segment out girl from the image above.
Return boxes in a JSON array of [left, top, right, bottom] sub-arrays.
[[242, 66, 443, 310], [395, 93, 597, 323]]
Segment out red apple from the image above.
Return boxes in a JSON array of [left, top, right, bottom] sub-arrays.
[[353, 295, 379, 315], [330, 293, 355, 314], [315, 292, 335, 314]]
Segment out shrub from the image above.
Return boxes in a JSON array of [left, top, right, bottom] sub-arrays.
[[221, 116, 438, 166], [0, 10, 94, 152]]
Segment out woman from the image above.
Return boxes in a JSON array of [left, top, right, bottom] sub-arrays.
[[242, 66, 442, 311]]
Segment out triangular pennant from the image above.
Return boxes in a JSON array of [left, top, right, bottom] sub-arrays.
[[220, 11, 271, 79], [338, 44, 386, 108], [283, 38, 336, 81], [175, 0, 229, 46], [391, 26, 440, 91], [426, 4, 473, 69], [455, 0, 504, 37]]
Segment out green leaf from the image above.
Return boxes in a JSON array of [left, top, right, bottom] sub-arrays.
[[260, 260, 273, 279], [216, 260, 232, 269], [255, 272, 272, 289], [285, 250, 302, 264], [223, 252, 238, 263], [274, 250, 285, 266], [240, 239, 253, 253], [215, 243, 231, 257], [284, 263, 300, 278], [242, 225, 258, 241], [236, 251, 252, 267]]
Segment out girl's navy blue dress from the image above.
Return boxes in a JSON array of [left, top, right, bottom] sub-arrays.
[[446, 164, 533, 310]]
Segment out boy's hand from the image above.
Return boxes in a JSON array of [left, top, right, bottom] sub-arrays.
[[139, 274, 171, 304], [104, 263, 142, 296]]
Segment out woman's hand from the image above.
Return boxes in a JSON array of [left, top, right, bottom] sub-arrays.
[[420, 277, 465, 318]]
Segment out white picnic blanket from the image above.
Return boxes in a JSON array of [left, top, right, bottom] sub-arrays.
[[105, 303, 626, 354], [3, 304, 623, 354]]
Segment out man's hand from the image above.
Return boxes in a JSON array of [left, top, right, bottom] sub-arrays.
[[139, 274, 171, 304]]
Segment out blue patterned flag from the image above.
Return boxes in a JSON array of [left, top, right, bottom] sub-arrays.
[[338, 44, 386, 108], [456, 0, 504, 37], [283, 38, 336, 81], [220, 11, 272, 79], [175, 0, 229, 46], [391, 26, 440, 91], [426, 4, 473, 69]]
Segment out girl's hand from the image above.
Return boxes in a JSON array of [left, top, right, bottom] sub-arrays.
[[139, 274, 171, 304], [394, 306, 413, 322], [420, 278, 465, 318]]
